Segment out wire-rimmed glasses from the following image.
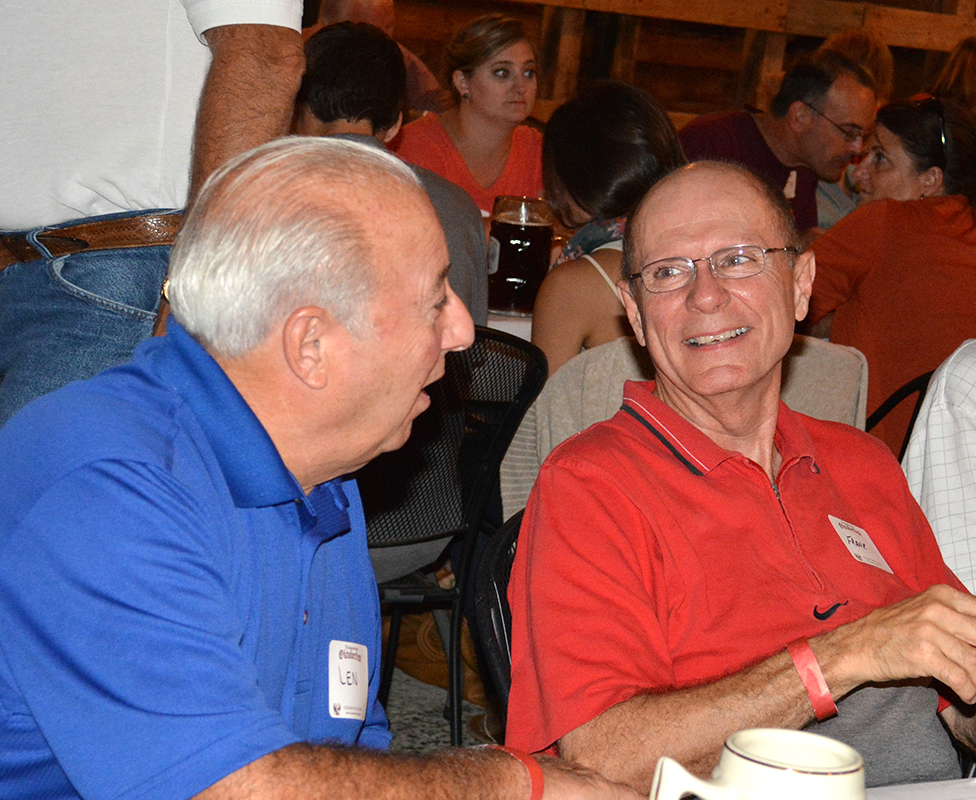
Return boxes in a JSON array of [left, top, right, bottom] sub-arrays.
[[802, 101, 867, 144], [628, 244, 799, 293]]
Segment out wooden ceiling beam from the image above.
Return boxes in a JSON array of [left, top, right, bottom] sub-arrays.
[[505, 0, 976, 53]]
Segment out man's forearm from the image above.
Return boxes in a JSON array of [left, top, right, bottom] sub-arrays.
[[196, 744, 526, 800], [560, 648, 815, 790], [560, 584, 976, 793], [196, 742, 641, 800], [190, 24, 305, 202]]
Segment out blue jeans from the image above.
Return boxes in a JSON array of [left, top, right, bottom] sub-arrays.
[[0, 210, 174, 427]]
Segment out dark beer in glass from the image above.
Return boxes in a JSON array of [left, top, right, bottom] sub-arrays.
[[488, 196, 553, 316]]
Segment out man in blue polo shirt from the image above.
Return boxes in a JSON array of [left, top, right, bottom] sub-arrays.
[[0, 138, 639, 800]]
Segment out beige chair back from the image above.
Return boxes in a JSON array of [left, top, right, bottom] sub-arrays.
[[500, 334, 868, 518]]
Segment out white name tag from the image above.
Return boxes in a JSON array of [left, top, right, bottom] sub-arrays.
[[829, 515, 893, 574], [329, 640, 368, 720]]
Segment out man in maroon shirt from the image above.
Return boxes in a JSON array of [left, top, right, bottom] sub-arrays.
[[680, 50, 875, 235]]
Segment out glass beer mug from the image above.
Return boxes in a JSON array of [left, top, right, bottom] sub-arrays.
[[487, 196, 554, 316]]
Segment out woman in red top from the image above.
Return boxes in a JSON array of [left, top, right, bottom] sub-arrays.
[[392, 14, 542, 214], [807, 98, 976, 454]]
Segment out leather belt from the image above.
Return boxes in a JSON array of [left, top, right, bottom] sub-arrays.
[[0, 212, 183, 270]]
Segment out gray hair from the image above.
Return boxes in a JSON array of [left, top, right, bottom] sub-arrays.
[[168, 136, 421, 358]]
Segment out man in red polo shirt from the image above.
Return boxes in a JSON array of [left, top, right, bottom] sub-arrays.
[[507, 161, 976, 792]]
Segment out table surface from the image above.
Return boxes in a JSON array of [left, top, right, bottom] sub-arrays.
[[486, 312, 532, 342], [867, 778, 976, 798]]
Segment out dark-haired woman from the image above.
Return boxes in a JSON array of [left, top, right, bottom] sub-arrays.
[[530, 82, 686, 375], [393, 14, 542, 214], [807, 98, 976, 454]]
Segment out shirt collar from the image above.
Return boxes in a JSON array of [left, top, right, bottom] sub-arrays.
[[620, 380, 817, 475], [308, 478, 354, 543], [149, 321, 306, 509]]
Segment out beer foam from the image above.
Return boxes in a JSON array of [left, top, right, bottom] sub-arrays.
[[494, 212, 551, 226]]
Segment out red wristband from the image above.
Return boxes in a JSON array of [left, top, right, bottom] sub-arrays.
[[787, 637, 837, 721], [489, 745, 545, 800]]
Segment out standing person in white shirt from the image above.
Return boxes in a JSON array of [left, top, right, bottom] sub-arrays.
[[0, 0, 306, 427], [904, 339, 976, 592]]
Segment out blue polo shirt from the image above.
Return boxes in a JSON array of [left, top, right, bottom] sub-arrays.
[[0, 323, 390, 800]]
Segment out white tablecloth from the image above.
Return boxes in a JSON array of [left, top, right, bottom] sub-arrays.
[[487, 313, 532, 342], [867, 778, 976, 798]]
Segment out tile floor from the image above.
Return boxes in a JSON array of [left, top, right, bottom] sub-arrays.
[[385, 668, 482, 753]]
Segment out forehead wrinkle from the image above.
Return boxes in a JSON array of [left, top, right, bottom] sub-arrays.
[[633, 176, 786, 266]]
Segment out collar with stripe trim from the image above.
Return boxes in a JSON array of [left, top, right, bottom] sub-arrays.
[[619, 380, 819, 476]]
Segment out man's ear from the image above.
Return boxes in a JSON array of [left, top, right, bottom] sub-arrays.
[[787, 100, 812, 134], [282, 306, 335, 390], [380, 112, 404, 144], [792, 249, 816, 323], [617, 279, 647, 347]]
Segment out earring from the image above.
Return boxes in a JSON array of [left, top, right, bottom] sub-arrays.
[[463, 92, 470, 99]]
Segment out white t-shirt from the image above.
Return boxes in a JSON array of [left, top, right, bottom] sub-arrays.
[[1, 0, 301, 230]]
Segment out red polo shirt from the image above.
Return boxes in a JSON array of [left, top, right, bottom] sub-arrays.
[[507, 380, 961, 754]]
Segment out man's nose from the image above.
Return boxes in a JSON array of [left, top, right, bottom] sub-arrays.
[[685, 259, 731, 312], [846, 136, 866, 158], [443, 288, 474, 352]]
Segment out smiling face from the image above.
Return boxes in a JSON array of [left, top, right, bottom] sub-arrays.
[[619, 164, 814, 416], [454, 39, 537, 125], [796, 73, 876, 182], [853, 123, 937, 202], [332, 185, 475, 468]]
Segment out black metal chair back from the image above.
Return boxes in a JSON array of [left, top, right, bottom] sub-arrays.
[[865, 371, 935, 461], [473, 509, 523, 716], [356, 328, 547, 745]]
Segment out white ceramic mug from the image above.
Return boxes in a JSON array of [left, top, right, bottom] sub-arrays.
[[649, 728, 865, 800]]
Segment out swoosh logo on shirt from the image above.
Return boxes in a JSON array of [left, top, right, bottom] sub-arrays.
[[813, 601, 849, 620]]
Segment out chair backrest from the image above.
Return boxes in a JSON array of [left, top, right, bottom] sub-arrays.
[[500, 334, 868, 518], [473, 509, 523, 711], [359, 327, 548, 548], [866, 371, 935, 462]]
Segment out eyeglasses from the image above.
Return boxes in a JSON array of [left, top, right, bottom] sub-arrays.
[[802, 101, 867, 144], [629, 245, 799, 293], [914, 96, 948, 171]]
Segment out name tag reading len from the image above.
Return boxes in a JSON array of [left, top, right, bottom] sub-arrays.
[[329, 639, 368, 720]]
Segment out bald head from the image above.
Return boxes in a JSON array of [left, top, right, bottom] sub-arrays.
[[623, 161, 799, 282], [617, 160, 815, 409]]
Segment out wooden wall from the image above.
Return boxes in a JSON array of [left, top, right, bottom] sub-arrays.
[[389, 0, 975, 114]]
